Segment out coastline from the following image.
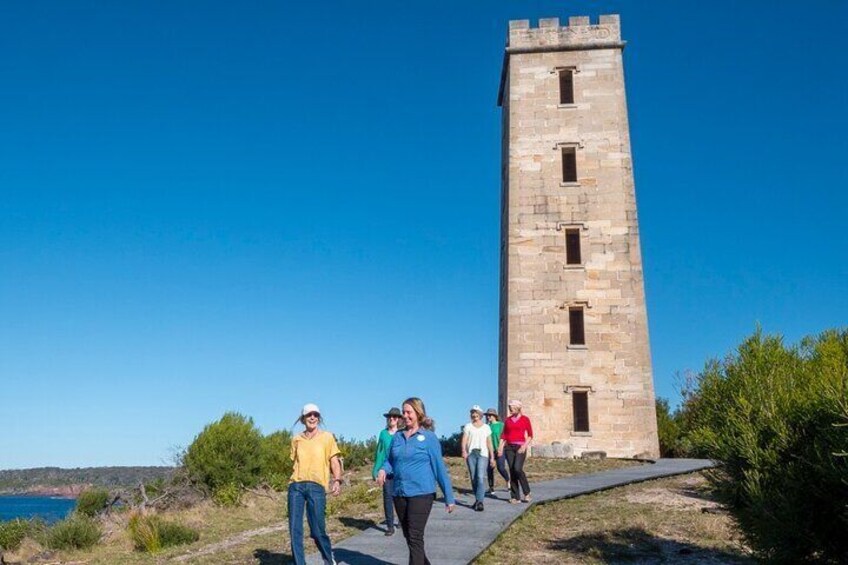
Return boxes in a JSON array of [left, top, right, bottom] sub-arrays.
[[0, 485, 84, 499]]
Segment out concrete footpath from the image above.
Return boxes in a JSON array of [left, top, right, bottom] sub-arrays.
[[307, 458, 714, 565]]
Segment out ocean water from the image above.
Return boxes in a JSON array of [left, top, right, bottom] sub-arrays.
[[0, 495, 76, 524]]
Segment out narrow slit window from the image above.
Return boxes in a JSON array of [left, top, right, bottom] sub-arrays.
[[561, 146, 577, 183], [569, 307, 585, 345], [559, 69, 574, 104], [565, 228, 581, 265], [572, 391, 589, 432]]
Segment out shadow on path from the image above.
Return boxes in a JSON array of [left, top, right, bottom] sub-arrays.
[[254, 548, 294, 564], [255, 545, 398, 565], [548, 527, 752, 564], [332, 548, 396, 565], [338, 516, 378, 531]]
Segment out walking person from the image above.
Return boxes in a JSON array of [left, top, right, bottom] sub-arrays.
[[372, 406, 402, 536], [377, 397, 455, 565], [497, 399, 534, 504], [288, 403, 342, 565], [484, 407, 510, 494], [461, 405, 495, 511]]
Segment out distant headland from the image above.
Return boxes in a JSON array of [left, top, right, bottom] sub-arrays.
[[0, 466, 174, 497]]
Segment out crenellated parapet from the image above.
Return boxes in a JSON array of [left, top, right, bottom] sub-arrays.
[[498, 14, 625, 106], [506, 14, 623, 52]]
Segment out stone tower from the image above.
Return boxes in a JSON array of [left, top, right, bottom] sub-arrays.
[[497, 14, 659, 458]]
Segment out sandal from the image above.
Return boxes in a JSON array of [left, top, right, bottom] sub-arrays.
[[509, 498, 520, 504], [521, 494, 532, 503]]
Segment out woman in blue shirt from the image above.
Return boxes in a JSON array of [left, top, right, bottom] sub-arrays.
[[377, 397, 455, 565]]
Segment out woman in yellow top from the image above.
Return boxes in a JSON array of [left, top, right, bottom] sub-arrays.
[[289, 403, 342, 565]]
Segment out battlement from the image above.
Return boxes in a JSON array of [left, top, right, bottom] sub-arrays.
[[506, 14, 623, 51]]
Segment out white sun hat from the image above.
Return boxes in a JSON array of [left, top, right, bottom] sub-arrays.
[[301, 403, 321, 416]]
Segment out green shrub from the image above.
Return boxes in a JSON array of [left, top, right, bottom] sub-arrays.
[[325, 483, 379, 516], [655, 398, 682, 457], [75, 488, 110, 517], [45, 515, 101, 550], [439, 432, 463, 457], [127, 514, 199, 553], [142, 477, 165, 498], [127, 513, 160, 553], [683, 328, 848, 563], [183, 412, 264, 492], [336, 435, 377, 470], [265, 472, 289, 492], [157, 519, 199, 547], [212, 482, 242, 507], [260, 430, 293, 487], [0, 518, 31, 551]]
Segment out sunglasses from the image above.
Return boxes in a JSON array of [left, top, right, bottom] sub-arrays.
[[304, 412, 320, 419]]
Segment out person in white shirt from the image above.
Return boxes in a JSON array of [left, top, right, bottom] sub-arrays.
[[461, 405, 495, 511]]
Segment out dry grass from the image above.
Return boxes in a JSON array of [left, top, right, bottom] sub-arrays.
[[476, 472, 754, 564]]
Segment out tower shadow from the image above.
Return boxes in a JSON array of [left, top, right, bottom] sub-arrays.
[[548, 527, 752, 563]]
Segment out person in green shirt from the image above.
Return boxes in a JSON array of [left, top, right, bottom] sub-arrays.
[[485, 407, 510, 495], [372, 407, 402, 536]]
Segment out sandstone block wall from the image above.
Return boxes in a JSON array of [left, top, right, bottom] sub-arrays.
[[497, 15, 660, 458]]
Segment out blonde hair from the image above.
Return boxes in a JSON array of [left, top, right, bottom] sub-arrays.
[[402, 397, 434, 431]]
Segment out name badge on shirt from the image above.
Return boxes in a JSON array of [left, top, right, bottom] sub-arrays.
[[416, 435, 425, 442]]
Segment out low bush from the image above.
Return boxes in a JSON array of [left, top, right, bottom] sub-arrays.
[[127, 513, 159, 553], [681, 328, 848, 563], [44, 515, 101, 550], [0, 518, 31, 551], [260, 430, 293, 487], [336, 436, 377, 470], [655, 398, 682, 457], [128, 513, 199, 553], [75, 488, 110, 517], [326, 483, 379, 516], [157, 519, 199, 548], [212, 482, 242, 507], [265, 472, 289, 492], [439, 432, 463, 457], [142, 477, 166, 498]]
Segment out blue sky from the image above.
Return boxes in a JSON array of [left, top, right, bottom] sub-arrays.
[[1, 1, 845, 469]]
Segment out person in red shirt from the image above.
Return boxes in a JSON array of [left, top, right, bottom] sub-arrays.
[[497, 399, 533, 503]]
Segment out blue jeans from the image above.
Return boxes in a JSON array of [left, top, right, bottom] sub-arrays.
[[466, 450, 488, 503], [288, 481, 334, 565]]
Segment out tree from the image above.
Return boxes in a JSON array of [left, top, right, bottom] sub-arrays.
[[182, 412, 264, 492]]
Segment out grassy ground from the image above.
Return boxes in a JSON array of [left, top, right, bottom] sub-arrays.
[[5, 456, 633, 564], [476, 471, 753, 564]]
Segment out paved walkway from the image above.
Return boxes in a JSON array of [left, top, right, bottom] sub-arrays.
[[307, 458, 714, 564]]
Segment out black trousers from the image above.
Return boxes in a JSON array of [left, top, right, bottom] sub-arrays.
[[504, 443, 531, 500], [393, 494, 434, 565], [487, 452, 510, 489], [382, 476, 395, 529]]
